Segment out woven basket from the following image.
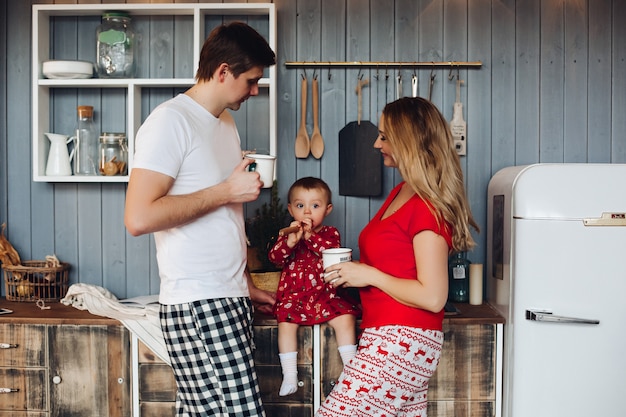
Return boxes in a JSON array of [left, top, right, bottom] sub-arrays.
[[250, 271, 280, 293], [3, 260, 70, 302]]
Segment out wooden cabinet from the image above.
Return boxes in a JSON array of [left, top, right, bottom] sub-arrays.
[[137, 322, 314, 417], [137, 304, 504, 417], [0, 300, 503, 416], [0, 301, 130, 417], [320, 307, 503, 417], [32, 3, 276, 183], [48, 325, 130, 417], [0, 324, 47, 416]]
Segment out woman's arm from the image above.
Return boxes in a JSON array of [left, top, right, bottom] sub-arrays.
[[324, 230, 449, 313]]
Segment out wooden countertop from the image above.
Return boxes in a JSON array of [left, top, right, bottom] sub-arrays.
[[254, 302, 505, 326], [0, 298, 117, 325], [0, 298, 504, 326]]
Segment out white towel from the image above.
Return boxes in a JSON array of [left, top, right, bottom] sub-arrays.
[[61, 283, 170, 365]]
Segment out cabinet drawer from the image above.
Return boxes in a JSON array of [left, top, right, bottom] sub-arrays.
[[429, 323, 496, 401], [254, 325, 313, 405], [0, 368, 47, 412], [0, 324, 45, 367], [139, 363, 176, 402]]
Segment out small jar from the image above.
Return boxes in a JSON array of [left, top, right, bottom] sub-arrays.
[[99, 133, 128, 176], [96, 11, 135, 78]]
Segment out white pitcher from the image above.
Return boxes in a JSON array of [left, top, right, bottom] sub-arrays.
[[45, 133, 74, 176]]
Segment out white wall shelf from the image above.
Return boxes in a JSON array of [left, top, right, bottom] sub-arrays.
[[32, 3, 276, 183]]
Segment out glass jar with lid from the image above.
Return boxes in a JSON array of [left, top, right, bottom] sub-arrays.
[[96, 11, 135, 78], [99, 133, 128, 176]]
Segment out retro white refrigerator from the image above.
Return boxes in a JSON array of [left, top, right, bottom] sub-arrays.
[[486, 163, 626, 417]]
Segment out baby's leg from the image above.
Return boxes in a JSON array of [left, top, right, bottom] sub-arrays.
[[277, 322, 299, 396], [327, 314, 357, 365]]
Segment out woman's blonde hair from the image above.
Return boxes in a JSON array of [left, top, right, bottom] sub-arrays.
[[382, 97, 478, 252]]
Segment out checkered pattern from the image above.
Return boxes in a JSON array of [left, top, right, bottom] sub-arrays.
[[160, 298, 265, 416]]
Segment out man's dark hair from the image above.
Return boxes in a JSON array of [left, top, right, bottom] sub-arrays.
[[196, 21, 276, 81]]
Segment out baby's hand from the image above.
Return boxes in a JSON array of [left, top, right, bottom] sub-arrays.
[[286, 220, 303, 248], [301, 218, 314, 240]]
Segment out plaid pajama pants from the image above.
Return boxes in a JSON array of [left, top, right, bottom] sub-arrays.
[[160, 297, 265, 417], [316, 325, 443, 417]]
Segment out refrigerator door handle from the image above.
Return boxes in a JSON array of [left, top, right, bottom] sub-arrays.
[[525, 309, 600, 325]]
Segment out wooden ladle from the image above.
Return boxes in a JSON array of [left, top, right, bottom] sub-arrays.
[[310, 76, 324, 159], [295, 76, 310, 158]]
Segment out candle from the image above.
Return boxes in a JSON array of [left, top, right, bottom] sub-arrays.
[[469, 263, 483, 305]]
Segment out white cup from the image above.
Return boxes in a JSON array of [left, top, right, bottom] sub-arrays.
[[245, 154, 276, 188], [469, 263, 483, 305], [322, 248, 352, 269]]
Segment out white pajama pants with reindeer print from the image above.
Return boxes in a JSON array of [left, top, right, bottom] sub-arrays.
[[315, 325, 443, 417]]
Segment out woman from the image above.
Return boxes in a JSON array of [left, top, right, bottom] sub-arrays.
[[316, 97, 478, 417]]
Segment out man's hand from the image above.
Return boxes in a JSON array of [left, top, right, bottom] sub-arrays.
[[249, 284, 276, 316]]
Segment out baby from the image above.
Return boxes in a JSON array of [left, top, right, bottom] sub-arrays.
[[269, 177, 360, 396]]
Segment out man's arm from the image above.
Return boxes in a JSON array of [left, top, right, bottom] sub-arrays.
[[125, 158, 262, 236]]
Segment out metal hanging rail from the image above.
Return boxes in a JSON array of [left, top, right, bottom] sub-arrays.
[[285, 60, 482, 68]]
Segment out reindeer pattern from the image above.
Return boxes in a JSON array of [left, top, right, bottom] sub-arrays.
[[317, 326, 443, 417]]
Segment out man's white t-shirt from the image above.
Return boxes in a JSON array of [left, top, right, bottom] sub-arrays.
[[132, 94, 249, 305]]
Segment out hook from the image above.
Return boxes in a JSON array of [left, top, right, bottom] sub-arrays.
[[301, 69, 307, 80], [312, 65, 317, 80], [375, 64, 380, 81], [448, 63, 455, 81], [385, 66, 389, 81], [357, 67, 364, 81]]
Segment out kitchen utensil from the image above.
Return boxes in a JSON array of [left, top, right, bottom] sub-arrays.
[[428, 68, 436, 101], [42, 60, 93, 79], [310, 76, 324, 159], [396, 73, 402, 99], [338, 78, 382, 197], [295, 75, 310, 158], [450, 71, 466, 155], [411, 73, 418, 97], [45, 133, 74, 176]]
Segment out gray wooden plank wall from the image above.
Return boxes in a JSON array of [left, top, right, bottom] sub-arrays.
[[1, 0, 625, 299]]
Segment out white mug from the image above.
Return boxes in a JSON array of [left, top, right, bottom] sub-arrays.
[[322, 248, 352, 269], [245, 154, 276, 188]]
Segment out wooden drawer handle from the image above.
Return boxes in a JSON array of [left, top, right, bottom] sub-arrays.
[[0, 388, 20, 393]]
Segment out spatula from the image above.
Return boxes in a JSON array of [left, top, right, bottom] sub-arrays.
[[310, 76, 324, 159], [295, 75, 310, 158]]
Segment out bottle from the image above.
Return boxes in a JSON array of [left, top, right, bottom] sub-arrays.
[[96, 11, 135, 78], [99, 133, 128, 176], [448, 251, 470, 302], [73, 105, 99, 175]]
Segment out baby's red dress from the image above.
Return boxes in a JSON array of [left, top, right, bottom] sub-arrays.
[[269, 226, 360, 325]]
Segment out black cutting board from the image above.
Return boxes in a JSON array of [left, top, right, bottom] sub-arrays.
[[338, 120, 382, 197]]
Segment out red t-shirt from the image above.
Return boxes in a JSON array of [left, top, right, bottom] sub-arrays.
[[358, 182, 452, 331]]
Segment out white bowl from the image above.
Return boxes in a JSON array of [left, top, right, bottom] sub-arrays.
[[42, 60, 94, 79]]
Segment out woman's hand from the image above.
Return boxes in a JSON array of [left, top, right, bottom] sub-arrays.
[[323, 260, 373, 288]]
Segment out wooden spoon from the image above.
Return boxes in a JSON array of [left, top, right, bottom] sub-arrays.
[[295, 76, 310, 158], [310, 77, 324, 159]]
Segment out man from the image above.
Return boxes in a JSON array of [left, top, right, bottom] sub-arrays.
[[125, 22, 276, 416]]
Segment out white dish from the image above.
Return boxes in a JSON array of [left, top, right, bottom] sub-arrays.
[[42, 60, 94, 79]]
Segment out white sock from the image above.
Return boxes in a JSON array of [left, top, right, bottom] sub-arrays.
[[278, 351, 298, 396], [338, 344, 357, 365]]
